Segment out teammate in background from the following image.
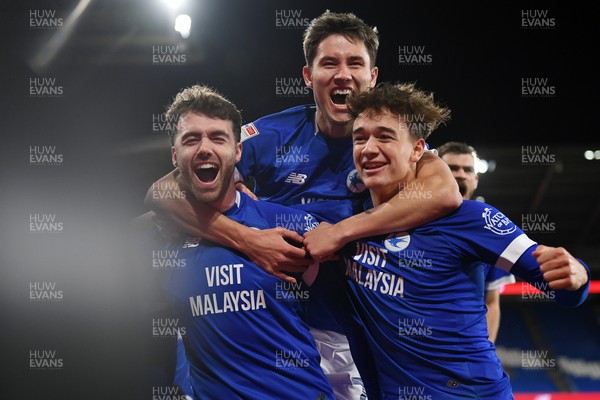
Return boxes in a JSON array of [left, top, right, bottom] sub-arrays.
[[151, 84, 334, 399], [146, 11, 461, 399], [329, 81, 590, 399], [437, 141, 515, 343]]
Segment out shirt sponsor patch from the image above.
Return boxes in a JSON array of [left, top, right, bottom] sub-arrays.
[[241, 123, 259, 143], [303, 214, 319, 231], [482, 207, 517, 235]]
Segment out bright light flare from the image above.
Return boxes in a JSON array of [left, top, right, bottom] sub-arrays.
[[174, 14, 191, 39], [162, 0, 185, 10]]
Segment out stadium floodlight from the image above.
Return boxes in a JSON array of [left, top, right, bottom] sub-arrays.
[[174, 14, 192, 39]]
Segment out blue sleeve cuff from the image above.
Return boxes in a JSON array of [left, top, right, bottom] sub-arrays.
[[555, 258, 591, 308]]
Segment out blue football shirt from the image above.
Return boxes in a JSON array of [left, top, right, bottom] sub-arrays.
[[338, 200, 590, 399], [237, 104, 370, 333], [162, 192, 334, 399], [237, 104, 369, 224]]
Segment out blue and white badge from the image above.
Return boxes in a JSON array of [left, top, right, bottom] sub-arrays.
[[482, 208, 517, 235], [384, 233, 411, 252]]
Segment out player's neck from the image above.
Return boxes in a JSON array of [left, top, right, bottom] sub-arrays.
[[315, 113, 349, 139], [208, 183, 238, 213], [369, 187, 397, 208]]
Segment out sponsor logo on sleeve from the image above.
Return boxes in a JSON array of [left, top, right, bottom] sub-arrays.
[[482, 208, 517, 235], [241, 123, 260, 143]]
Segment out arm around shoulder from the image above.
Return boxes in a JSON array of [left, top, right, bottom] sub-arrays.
[[303, 152, 462, 260]]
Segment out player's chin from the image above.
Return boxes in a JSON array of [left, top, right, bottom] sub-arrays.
[[359, 176, 380, 190], [193, 187, 221, 204]]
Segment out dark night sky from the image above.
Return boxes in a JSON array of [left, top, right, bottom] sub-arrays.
[[1, 0, 597, 213]]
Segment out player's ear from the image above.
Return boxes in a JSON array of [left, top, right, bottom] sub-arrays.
[[369, 66, 378, 88], [171, 147, 178, 168], [235, 142, 242, 164], [303, 66, 313, 88], [411, 139, 426, 162]]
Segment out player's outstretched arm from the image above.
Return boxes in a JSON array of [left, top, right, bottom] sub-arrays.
[[303, 152, 462, 260], [513, 244, 591, 308], [145, 169, 312, 283]]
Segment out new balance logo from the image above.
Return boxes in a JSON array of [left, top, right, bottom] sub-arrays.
[[284, 172, 307, 185], [183, 237, 202, 248]]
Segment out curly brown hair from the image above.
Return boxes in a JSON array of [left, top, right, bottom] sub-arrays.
[[347, 82, 450, 140]]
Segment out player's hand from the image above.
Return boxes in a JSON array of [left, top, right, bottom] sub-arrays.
[[534, 245, 589, 291], [235, 182, 258, 200], [302, 222, 342, 262], [242, 227, 313, 283], [151, 212, 184, 241], [145, 169, 184, 210]]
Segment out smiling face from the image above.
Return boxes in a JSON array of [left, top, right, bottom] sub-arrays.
[[303, 34, 378, 138], [171, 111, 241, 211], [352, 109, 425, 206]]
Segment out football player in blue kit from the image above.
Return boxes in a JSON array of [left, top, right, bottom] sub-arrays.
[[146, 11, 462, 400], [327, 82, 590, 399], [437, 140, 516, 343], [154, 84, 335, 399]]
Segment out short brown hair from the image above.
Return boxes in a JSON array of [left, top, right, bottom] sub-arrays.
[[165, 84, 242, 145], [303, 11, 379, 69]]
